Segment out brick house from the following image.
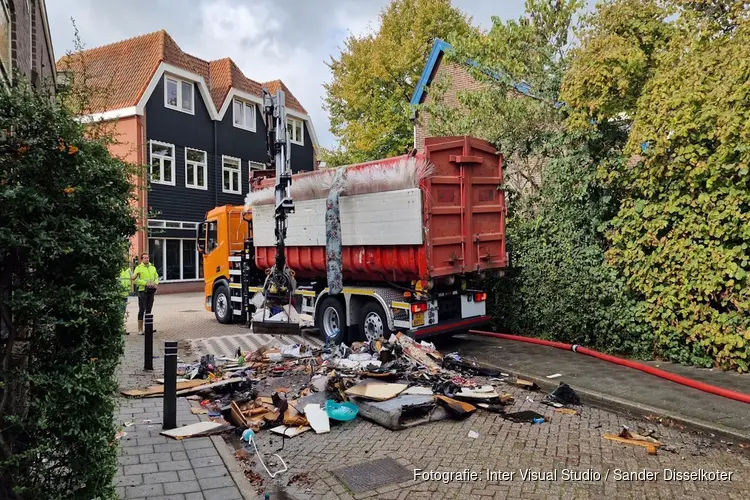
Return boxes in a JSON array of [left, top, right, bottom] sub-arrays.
[[1, 0, 55, 90], [410, 39, 541, 194], [57, 30, 320, 292]]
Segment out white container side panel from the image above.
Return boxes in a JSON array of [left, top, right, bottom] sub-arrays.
[[251, 188, 424, 247]]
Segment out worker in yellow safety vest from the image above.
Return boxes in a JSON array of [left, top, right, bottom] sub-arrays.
[[119, 260, 135, 333], [134, 252, 159, 335]]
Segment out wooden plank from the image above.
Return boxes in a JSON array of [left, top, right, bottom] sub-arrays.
[[160, 422, 227, 440], [174, 378, 243, 396], [252, 188, 423, 247], [121, 379, 208, 398], [603, 434, 662, 455]]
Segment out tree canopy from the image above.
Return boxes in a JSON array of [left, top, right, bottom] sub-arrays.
[[322, 0, 473, 166]]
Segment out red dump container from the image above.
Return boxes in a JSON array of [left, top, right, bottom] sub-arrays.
[[253, 136, 507, 282]]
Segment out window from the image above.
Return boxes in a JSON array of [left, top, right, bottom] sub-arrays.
[[287, 117, 304, 145], [164, 75, 194, 114], [185, 148, 207, 189], [222, 156, 242, 194], [148, 238, 203, 281], [248, 161, 266, 171], [233, 99, 256, 131], [207, 221, 218, 253], [149, 141, 175, 185]]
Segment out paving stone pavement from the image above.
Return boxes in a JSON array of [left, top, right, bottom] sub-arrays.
[[118, 293, 750, 499], [116, 295, 250, 500], [115, 398, 245, 500]]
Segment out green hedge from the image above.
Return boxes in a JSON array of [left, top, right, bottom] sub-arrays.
[[492, 129, 652, 357], [0, 81, 136, 498]]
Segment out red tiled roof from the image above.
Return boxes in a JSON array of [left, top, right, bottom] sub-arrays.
[[57, 30, 307, 114]]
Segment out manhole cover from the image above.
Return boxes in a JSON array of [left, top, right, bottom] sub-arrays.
[[331, 457, 412, 494]]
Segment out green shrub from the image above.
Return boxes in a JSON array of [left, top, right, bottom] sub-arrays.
[[492, 129, 652, 357], [0, 80, 136, 498]]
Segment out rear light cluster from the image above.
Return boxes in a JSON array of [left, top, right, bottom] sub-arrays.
[[411, 302, 428, 313], [473, 292, 487, 302]]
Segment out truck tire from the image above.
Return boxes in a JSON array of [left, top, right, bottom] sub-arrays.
[[316, 296, 346, 344], [360, 301, 392, 342], [213, 285, 233, 324]]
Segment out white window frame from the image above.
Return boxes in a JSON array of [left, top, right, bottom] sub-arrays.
[[221, 155, 242, 195], [287, 117, 304, 146], [163, 74, 194, 114], [233, 98, 256, 132], [248, 161, 266, 171], [149, 140, 176, 186], [148, 237, 201, 282], [184, 147, 208, 190]]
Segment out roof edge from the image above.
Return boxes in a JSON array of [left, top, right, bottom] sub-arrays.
[[409, 38, 452, 109]]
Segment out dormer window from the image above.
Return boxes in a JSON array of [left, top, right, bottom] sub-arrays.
[[233, 98, 256, 132], [164, 75, 194, 114], [287, 117, 304, 145]]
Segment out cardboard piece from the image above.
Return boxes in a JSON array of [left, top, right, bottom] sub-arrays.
[[175, 378, 243, 396], [304, 404, 330, 434], [345, 382, 408, 401]]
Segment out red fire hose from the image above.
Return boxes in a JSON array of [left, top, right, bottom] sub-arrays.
[[468, 330, 750, 405]]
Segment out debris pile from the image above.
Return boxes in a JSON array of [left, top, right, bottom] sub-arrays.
[[126, 333, 592, 478]]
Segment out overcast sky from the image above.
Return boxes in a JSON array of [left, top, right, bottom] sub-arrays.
[[47, 1, 552, 149]]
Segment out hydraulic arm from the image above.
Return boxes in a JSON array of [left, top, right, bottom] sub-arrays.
[[255, 89, 297, 326]]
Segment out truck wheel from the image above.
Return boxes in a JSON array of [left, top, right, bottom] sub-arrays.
[[316, 297, 346, 344], [213, 285, 233, 324], [360, 302, 392, 342]]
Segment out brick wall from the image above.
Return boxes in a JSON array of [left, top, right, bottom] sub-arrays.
[[9, 0, 31, 80], [414, 60, 488, 152], [6, 0, 54, 90]]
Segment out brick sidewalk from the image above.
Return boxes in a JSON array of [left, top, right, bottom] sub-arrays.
[[115, 296, 250, 500]]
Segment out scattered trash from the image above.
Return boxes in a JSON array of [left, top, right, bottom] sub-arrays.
[[467, 430, 479, 439], [325, 400, 359, 422], [123, 420, 135, 427], [604, 426, 663, 455], [304, 404, 330, 434], [161, 421, 231, 440], [514, 378, 539, 391], [504, 410, 546, 423], [525, 396, 535, 404], [554, 408, 578, 415], [242, 429, 288, 478], [545, 382, 581, 406], [546, 373, 562, 379], [115, 431, 127, 440], [141, 419, 152, 425]]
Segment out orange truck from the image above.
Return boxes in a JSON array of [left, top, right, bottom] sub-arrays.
[[197, 135, 507, 344]]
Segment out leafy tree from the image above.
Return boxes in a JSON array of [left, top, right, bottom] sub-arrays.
[[578, 1, 750, 370], [322, 0, 473, 166], [420, 0, 583, 200], [0, 76, 136, 498], [421, 1, 650, 355]]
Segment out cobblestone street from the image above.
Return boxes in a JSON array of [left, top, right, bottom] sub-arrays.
[[240, 383, 750, 500], [116, 292, 750, 499]]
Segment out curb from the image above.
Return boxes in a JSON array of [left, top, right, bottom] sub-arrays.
[[488, 365, 750, 444], [188, 398, 257, 500], [210, 434, 258, 500]]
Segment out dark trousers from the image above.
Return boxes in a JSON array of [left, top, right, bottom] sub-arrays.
[[138, 290, 155, 320]]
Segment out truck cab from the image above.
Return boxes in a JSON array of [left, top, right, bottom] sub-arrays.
[[197, 205, 251, 323]]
